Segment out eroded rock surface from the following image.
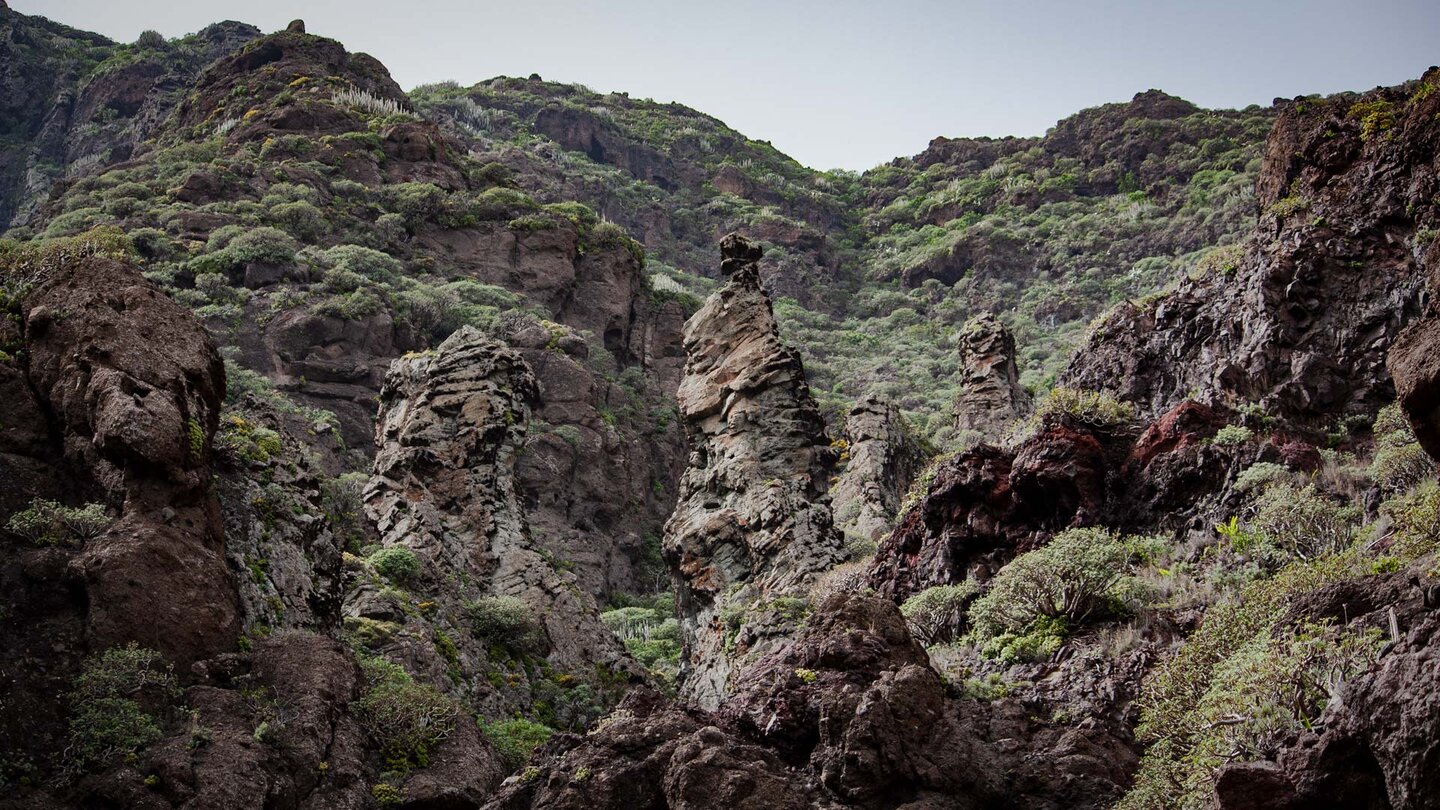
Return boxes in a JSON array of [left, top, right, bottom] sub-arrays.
[[353, 326, 638, 717], [953, 314, 1032, 440], [831, 396, 930, 545], [1062, 74, 1440, 433], [663, 233, 846, 708]]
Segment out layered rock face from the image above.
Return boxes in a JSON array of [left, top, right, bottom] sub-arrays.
[[0, 8, 260, 229], [952, 313, 1031, 439], [353, 327, 636, 713], [831, 395, 930, 544], [663, 234, 846, 709], [1062, 74, 1440, 430]]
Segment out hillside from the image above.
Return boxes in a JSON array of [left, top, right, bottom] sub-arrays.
[[2, 7, 1439, 810]]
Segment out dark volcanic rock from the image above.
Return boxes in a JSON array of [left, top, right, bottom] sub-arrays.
[[1062, 73, 1440, 434], [355, 326, 638, 714], [831, 396, 931, 544]]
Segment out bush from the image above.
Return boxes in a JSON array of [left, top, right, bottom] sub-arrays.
[[968, 527, 1140, 644], [1378, 480, 1440, 560], [479, 718, 554, 771], [67, 644, 179, 770], [0, 226, 134, 298], [469, 596, 543, 652], [900, 583, 978, 645], [1211, 425, 1253, 447], [214, 413, 283, 464], [5, 499, 110, 545], [1035, 387, 1135, 427], [368, 547, 420, 582], [1233, 462, 1290, 493], [1122, 549, 1383, 810], [382, 182, 447, 226], [354, 656, 459, 771], [331, 244, 403, 279], [467, 187, 538, 221], [1369, 403, 1435, 493], [313, 289, 387, 320], [269, 199, 328, 240], [1248, 482, 1359, 561]]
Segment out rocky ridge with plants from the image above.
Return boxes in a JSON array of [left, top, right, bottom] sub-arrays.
[[1, 6, 1440, 810]]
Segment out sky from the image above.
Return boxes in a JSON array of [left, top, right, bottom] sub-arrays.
[[12, 0, 1440, 170]]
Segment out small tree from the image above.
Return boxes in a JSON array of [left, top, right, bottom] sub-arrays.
[[969, 527, 1135, 641], [900, 583, 978, 645]]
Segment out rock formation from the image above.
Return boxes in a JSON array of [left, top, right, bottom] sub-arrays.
[[831, 395, 930, 545], [868, 400, 1272, 600], [353, 326, 637, 715], [484, 592, 1139, 810], [953, 314, 1032, 439], [1062, 74, 1440, 432], [663, 233, 846, 709]]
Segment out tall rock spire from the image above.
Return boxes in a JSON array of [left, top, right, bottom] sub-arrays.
[[664, 233, 846, 709]]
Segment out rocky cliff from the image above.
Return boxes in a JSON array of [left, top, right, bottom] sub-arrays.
[[1062, 73, 1440, 432], [664, 234, 846, 708], [831, 395, 930, 545], [351, 326, 638, 720]]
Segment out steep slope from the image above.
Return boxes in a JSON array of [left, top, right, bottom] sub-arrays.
[[1063, 75, 1440, 432], [0, 3, 260, 229]]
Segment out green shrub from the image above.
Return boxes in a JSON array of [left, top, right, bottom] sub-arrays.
[[968, 527, 1141, 645], [1123, 602, 1382, 809], [354, 656, 458, 771], [467, 187, 538, 221], [214, 413, 283, 464], [1347, 99, 1396, 141], [368, 547, 420, 582], [469, 596, 543, 651], [900, 583, 978, 645], [1211, 425, 1253, 447], [66, 644, 179, 770], [1035, 387, 1135, 427], [1369, 404, 1435, 493], [0, 226, 134, 297], [313, 289, 387, 320], [319, 244, 403, 284], [479, 718, 553, 771], [1248, 482, 1359, 562], [1378, 480, 1440, 560], [5, 499, 110, 545], [1233, 462, 1290, 493], [269, 199, 328, 240], [382, 182, 447, 226]]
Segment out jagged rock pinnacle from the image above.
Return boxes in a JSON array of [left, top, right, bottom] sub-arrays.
[[719, 231, 763, 277], [285, 19, 305, 33]]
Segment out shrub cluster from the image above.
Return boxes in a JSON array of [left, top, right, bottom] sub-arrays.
[[66, 644, 179, 771], [5, 499, 110, 546], [353, 656, 459, 771]]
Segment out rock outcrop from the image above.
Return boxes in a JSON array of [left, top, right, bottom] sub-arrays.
[[663, 234, 846, 709], [869, 401, 1271, 600], [0, 8, 260, 229], [484, 592, 1138, 810], [1062, 73, 1440, 432], [0, 256, 241, 792], [831, 396, 930, 545], [953, 314, 1031, 439], [352, 326, 637, 718]]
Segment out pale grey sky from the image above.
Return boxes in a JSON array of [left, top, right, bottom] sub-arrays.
[[13, 0, 1440, 170]]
